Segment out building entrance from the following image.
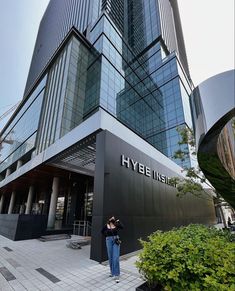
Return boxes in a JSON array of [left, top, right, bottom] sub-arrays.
[[55, 174, 94, 235]]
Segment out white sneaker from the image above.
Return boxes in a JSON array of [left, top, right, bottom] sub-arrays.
[[115, 276, 119, 283]]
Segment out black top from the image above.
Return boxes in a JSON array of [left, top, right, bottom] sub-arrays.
[[101, 220, 124, 237]]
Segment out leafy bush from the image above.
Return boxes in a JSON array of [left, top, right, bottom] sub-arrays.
[[136, 224, 235, 290]]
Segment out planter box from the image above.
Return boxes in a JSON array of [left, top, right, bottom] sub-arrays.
[[136, 282, 162, 291]]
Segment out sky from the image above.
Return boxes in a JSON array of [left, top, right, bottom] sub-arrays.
[[0, 0, 234, 129]]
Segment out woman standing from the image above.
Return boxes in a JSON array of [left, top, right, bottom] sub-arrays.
[[101, 216, 123, 283]]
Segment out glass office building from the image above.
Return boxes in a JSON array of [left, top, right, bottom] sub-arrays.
[[0, 0, 215, 262]]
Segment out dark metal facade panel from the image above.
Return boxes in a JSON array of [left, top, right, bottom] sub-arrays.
[[91, 130, 216, 262]]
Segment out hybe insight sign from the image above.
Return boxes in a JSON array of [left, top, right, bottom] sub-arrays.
[[120, 154, 175, 186]]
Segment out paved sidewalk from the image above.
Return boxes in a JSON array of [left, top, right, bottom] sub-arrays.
[[0, 235, 144, 291]]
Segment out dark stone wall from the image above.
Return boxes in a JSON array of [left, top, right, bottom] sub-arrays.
[[0, 214, 47, 240], [91, 130, 216, 262], [0, 214, 18, 239]]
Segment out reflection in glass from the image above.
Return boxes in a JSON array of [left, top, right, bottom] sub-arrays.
[[217, 117, 235, 179], [0, 77, 46, 173]]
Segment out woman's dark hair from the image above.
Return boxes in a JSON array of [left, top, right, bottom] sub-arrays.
[[108, 216, 116, 223]]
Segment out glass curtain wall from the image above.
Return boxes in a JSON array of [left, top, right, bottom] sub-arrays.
[[0, 77, 47, 174], [36, 36, 98, 153], [32, 0, 193, 168], [87, 12, 192, 167]]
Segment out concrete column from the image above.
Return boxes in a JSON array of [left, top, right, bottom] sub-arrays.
[[19, 205, 25, 214], [8, 191, 16, 214], [25, 186, 34, 215], [16, 160, 23, 170], [5, 168, 11, 178], [47, 177, 60, 228], [0, 194, 5, 214], [42, 191, 49, 215], [31, 151, 36, 159]]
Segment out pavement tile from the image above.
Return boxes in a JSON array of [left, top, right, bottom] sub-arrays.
[[0, 267, 16, 281], [0, 235, 143, 291]]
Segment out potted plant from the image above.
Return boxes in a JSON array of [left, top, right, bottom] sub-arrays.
[[136, 224, 235, 290]]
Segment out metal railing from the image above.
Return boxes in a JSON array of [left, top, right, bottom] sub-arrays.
[[73, 220, 91, 236]]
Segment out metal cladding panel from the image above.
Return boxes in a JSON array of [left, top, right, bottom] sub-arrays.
[[90, 130, 216, 262], [102, 0, 124, 34], [158, 0, 189, 76], [158, 0, 177, 53], [191, 70, 235, 208], [192, 70, 235, 142], [170, 0, 190, 76], [24, 0, 92, 98]]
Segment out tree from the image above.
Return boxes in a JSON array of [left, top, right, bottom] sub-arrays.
[[169, 126, 211, 199]]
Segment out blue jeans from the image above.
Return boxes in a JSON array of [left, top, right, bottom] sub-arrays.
[[106, 236, 120, 276]]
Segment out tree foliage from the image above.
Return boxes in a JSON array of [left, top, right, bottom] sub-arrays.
[[169, 126, 208, 198], [136, 224, 235, 290]]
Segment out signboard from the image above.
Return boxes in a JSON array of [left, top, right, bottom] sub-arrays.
[[121, 154, 174, 186]]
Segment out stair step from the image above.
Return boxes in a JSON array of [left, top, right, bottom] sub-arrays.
[[39, 234, 71, 242]]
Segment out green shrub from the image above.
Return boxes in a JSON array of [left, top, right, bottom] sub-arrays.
[[136, 224, 235, 291]]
